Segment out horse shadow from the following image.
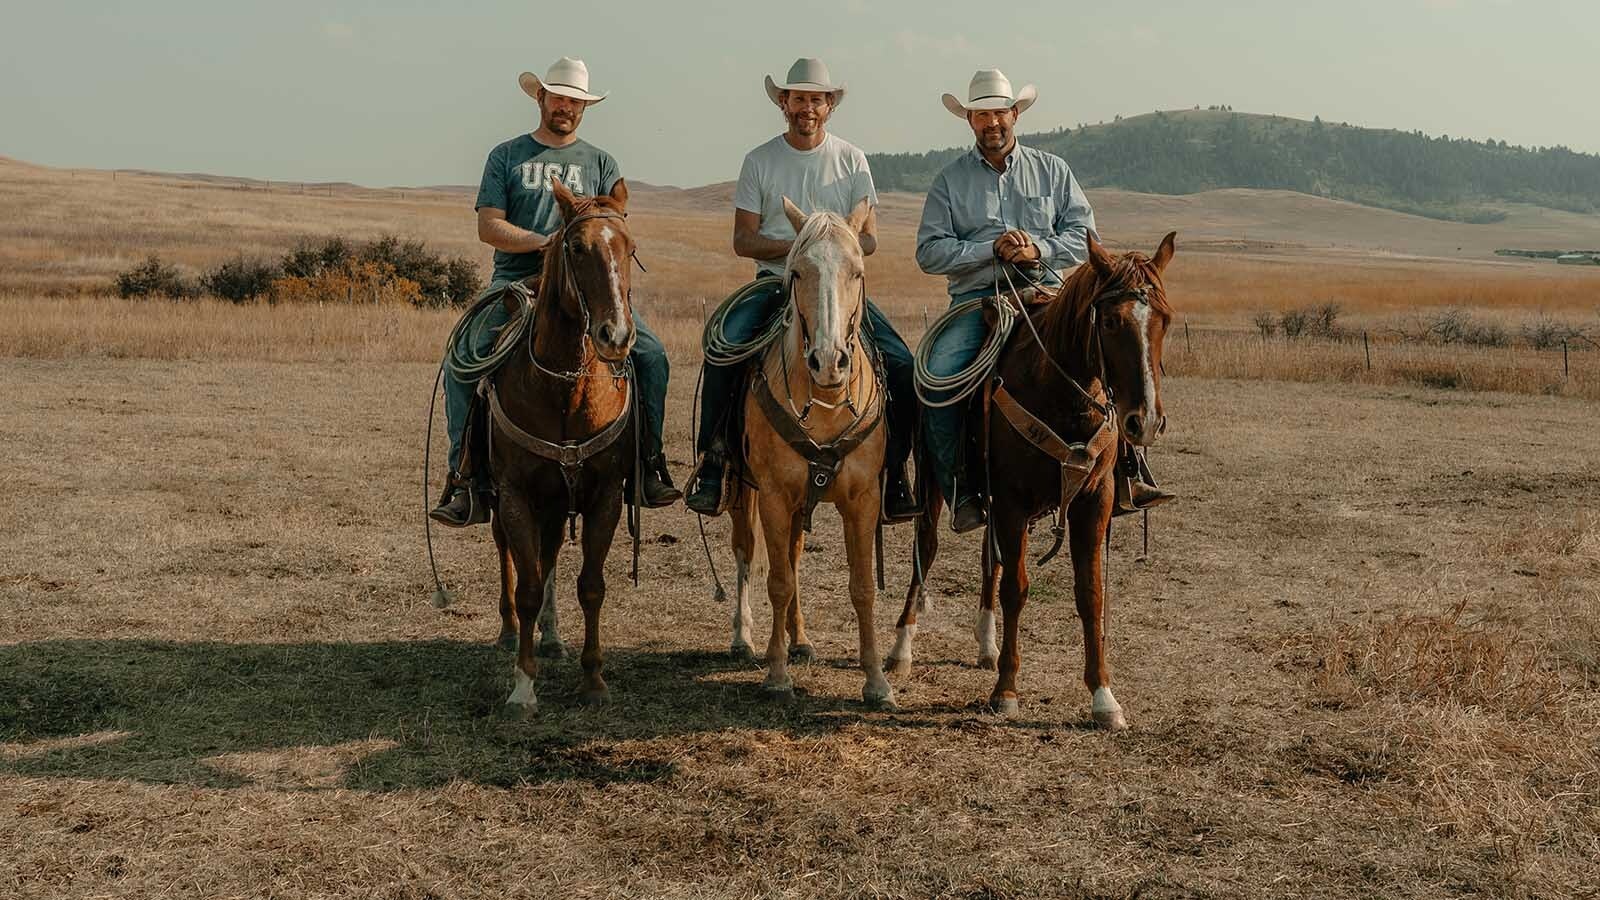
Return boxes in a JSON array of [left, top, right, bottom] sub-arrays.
[[0, 638, 946, 792]]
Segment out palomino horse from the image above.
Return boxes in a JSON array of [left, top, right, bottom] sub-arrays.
[[489, 177, 640, 713], [888, 233, 1176, 729], [726, 197, 896, 709]]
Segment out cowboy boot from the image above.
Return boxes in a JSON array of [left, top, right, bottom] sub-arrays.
[[882, 461, 920, 523], [951, 493, 987, 534], [638, 453, 682, 508], [1115, 444, 1176, 516], [684, 449, 729, 516], [430, 472, 491, 528]]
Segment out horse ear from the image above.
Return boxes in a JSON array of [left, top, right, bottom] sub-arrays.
[[782, 196, 807, 234], [1152, 231, 1176, 273], [549, 176, 580, 220], [608, 177, 629, 213], [1086, 232, 1115, 279], [845, 197, 871, 235]]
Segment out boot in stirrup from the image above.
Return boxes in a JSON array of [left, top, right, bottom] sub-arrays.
[[684, 450, 729, 516], [1115, 445, 1175, 516], [430, 472, 491, 528], [636, 453, 683, 508]]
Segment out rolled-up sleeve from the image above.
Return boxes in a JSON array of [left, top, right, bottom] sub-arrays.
[[916, 172, 993, 276], [1032, 162, 1096, 269]]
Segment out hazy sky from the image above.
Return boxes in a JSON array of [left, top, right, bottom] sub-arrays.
[[4, 0, 1596, 190]]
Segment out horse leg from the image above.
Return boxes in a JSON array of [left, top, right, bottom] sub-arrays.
[[575, 495, 622, 705], [989, 513, 1029, 716], [786, 522, 815, 665], [975, 533, 1000, 670], [886, 492, 942, 676], [728, 484, 758, 663], [844, 491, 895, 710], [537, 557, 565, 659], [491, 512, 518, 651], [498, 490, 545, 715], [1071, 495, 1126, 730], [757, 490, 799, 697]]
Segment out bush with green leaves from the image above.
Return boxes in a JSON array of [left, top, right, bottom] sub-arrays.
[[114, 255, 199, 300], [201, 256, 279, 303]]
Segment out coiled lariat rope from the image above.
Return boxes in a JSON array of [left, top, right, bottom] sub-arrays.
[[701, 275, 790, 367], [912, 294, 1017, 409]]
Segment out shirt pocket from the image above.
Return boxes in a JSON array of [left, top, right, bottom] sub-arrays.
[[1021, 195, 1055, 233]]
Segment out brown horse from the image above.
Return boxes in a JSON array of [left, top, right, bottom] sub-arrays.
[[489, 177, 639, 714], [726, 197, 896, 709], [888, 233, 1176, 729]]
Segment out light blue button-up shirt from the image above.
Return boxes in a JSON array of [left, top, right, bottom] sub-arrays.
[[915, 141, 1097, 300]]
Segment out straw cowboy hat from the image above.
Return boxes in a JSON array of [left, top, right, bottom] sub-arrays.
[[940, 68, 1036, 118], [519, 56, 607, 104], [764, 57, 846, 107]]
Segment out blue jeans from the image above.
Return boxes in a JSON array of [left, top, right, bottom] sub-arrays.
[[921, 288, 995, 503], [696, 280, 915, 477], [444, 281, 670, 471]]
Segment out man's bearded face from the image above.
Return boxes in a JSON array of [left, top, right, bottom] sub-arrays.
[[967, 107, 1018, 154], [781, 90, 834, 137], [539, 90, 587, 136]]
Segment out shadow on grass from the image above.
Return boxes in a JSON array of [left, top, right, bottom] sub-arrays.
[[0, 639, 913, 791]]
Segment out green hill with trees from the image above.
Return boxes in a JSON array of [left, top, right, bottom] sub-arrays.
[[867, 109, 1600, 223]]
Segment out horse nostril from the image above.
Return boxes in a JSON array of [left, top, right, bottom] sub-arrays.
[[836, 349, 849, 370], [1125, 414, 1143, 436], [807, 352, 822, 373]]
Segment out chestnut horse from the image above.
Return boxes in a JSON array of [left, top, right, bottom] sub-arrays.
[[489, 177, 639, 714], [888, 233, 1176, 729], [726, 197, 896, 709]]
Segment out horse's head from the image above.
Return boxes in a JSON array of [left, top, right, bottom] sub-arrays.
[[547, 177, 635, 363], [781, 196, 871, 392], [1082, 232, 1176, 446]]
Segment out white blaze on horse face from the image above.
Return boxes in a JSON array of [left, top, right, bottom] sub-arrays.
[[1129, 301, 1160, 439], [597, 225, 630, 340], [799, 234, 858, 388]]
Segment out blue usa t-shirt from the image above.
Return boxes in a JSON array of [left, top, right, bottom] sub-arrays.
[[475, 135, 622, 283]]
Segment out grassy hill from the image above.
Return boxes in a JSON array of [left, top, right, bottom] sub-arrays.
[[868, 109, 1600, 223]]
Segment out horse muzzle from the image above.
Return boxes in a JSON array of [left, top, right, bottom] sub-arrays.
[[592, 321, 635, 363], [1123, 411, 1166, 446]]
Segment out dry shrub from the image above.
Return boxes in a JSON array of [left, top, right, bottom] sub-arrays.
[[1279, 307, 1311, 338], [270, 262, 422, 306], [1250, 309, 1277, 337], [1311, 601, 1564, 717], [1521, 315, 1591, 350]]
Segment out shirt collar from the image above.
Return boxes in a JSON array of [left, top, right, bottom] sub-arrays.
[[969, 140, 1023, 174]]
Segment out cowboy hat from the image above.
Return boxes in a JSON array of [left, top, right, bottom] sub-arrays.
[[940, 68, 1036, 118], [764, 57, 846, 108], [519, 56, 607, 104]]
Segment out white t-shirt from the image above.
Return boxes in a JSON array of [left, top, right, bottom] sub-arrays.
[[734, 133, 879, 277]]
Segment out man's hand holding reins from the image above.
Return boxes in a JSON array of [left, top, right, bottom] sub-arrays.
[[994, 229, 1041, 265]]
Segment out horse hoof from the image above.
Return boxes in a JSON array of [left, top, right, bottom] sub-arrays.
[[863, 688, 897, 712], [730, 643, 757, 664], [789, 643, 817, 665], [977, 655, 998, 671], [580, 689, 609, 707], [761, 678, 794, 700], [538, 640, 568, 660], [1093, 708, 1128, 731], [883, 655, 911, 677], [989, 696, 1019, 717], [494, 632, 517, 652], [501, 699, 537, 720]]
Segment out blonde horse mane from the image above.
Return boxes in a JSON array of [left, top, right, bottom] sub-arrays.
[[783, 210, 857, 276]]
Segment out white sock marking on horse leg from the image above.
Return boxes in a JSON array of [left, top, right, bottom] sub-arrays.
[[537, 572, 558, 642], [1092, 686, 1121, 715], [889, 624, 917, 664], [976, 608, 998, 662], [507, 667, 537, 708], [731, 553, 753, 650]]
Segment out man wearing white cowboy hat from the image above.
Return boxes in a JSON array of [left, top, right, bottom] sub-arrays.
[[682, 58, 919, 521], [431, 56, 680, 527], [915, 67, 1172, 533]]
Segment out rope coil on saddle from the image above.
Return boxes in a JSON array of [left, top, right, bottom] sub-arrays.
[[701, 275, 791, 367]]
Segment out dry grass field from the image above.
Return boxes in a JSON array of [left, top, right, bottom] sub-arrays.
[[3, 158, 1600, 898]]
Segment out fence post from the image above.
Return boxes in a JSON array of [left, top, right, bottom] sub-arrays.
[[1184, 319, 1192, 354], [1363, 330, 1371, 371], [1564, 339, 1569, 380]]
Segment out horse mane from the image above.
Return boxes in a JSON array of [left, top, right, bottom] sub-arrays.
[[783, 210, 855, 275], [1034, 247, 1170, 381]]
